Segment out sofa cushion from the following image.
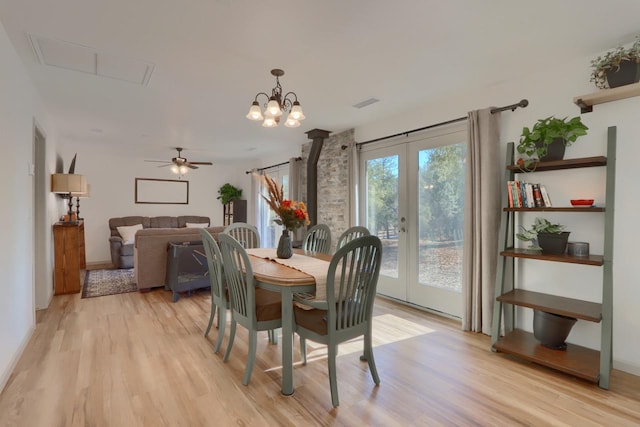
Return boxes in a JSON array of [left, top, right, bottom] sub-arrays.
[[185, 222, 208, 228], [109, 216, 150, 237], [178, 215, 210, 228], [117, 223, 143, 244], [150, 216, 178, 228], [120, 243, 134, 257]]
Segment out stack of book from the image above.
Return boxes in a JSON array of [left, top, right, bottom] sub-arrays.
[[507, 181, 552, 208]]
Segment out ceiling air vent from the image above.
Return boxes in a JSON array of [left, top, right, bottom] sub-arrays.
[[352, 98, 380, 109]]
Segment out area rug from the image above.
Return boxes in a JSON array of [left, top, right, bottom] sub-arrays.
[[81, 269, 138, 299]]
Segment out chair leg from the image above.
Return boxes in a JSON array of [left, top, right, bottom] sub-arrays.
[[327, 344, 339, 407], [223, 320, 236, 362], [365, 332, 380, 385], [269, 329, 278, 345], [301, 336, 307, 365], [204, 304, 216, 337], [243, 330, 257, 386], [213, 307, 226, 354]]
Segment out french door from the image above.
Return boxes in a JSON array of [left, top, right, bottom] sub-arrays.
[[359, 124, 466, 317]]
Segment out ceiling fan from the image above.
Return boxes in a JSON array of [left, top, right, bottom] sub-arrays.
[[145, 147, 212, 174]]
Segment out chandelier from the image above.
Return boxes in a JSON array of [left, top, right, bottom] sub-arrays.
[[246, 69, 306, 128]]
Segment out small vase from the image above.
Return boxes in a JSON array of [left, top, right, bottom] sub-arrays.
[[276, 229, 293, 259]]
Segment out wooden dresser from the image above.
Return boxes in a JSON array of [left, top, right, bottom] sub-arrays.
[[53, 221, 86, 295]]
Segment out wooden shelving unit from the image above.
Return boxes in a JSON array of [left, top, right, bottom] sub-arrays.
[[574, 82, 640, 113], [490, 127, 616, 389]]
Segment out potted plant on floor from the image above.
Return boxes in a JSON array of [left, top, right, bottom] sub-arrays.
[[516, 115, 588, 169], [590, 36, 640, 89], [516, 217, 570, 254]]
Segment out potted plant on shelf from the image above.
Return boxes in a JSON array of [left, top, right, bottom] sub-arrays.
[[516, 115, 588, 169], [516, 217, 570, 254], [590, 36, 640, 89], [217, 183, 243, 205]]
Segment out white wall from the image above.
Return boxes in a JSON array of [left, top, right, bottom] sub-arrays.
[[354, 55, 640, 375], [0, 20, 60, 391], [58, 142, 253, 263]]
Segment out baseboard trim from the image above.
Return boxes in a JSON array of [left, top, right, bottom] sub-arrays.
[[0, 324, 35, 394], [613, 360, 640, 377]]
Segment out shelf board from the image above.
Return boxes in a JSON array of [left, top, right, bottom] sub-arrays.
[[574, 82, 640, 113], [504, 207, 604, 212], [501, 248, 604, 266], [507, 156, 607, 172], [493, 329, 600, 383], [497, 289, 601, 322]]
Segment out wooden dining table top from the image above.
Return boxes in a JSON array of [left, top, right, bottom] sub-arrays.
[[248, 249, 332, 287]]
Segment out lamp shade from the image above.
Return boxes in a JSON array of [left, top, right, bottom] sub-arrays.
[[51, 173, 84, 194], [246, 102, 263, 121], [71, 179, 90, 198]]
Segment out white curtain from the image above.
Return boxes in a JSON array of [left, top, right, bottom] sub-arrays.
[[250, 169, 266, 232], [348, 141, 360, 226], [462, 108, 501, 334], [289, 157, 304, 242]]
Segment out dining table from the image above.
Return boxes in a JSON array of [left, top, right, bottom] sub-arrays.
[[246, 248, 332, 396]]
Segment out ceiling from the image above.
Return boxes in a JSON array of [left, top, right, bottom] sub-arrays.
[[1, 0, 640, 162]]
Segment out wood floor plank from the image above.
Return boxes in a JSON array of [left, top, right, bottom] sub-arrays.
[[1, 278, 639, 426]]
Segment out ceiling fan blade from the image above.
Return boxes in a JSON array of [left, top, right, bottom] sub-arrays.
[[185, 163, 199, 169], [189, 161, 213, 165], [158, 164, 172, 168], [145, 160, 171, 163]]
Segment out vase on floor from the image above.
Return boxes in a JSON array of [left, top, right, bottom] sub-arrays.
[[277, 229, 293, 259]]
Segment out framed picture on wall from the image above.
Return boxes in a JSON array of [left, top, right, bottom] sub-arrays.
[[135, 178, 189, 204]]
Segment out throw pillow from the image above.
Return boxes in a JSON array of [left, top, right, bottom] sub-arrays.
[[185, 222, 208, 228], [117, 223, 143, 244]]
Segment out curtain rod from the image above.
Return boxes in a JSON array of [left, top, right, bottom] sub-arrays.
[[355, 99, 529, 148], [245, 157, 302, 174]]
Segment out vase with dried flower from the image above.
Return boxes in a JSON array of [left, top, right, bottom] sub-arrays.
[[262, 175, 310, 258]]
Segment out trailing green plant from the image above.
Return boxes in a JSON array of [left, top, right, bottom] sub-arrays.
[[516, 116, 588, 168], [590, 36, 640, 89], [516, 217, 565, 250], [217, 183, 243, 205]]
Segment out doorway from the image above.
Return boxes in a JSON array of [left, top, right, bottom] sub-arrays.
[[33, 125, 48, 309], [359, 123, 466, 317]]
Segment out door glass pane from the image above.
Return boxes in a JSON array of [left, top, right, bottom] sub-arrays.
[[366, 155, 399, 278], [417, 143, 465, 292]]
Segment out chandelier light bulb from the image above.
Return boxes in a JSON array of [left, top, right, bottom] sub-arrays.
[[246, 102, 264, 121], [267, 98, 282, 117], [290, 102, 305, 120], [284, 117, 300, 128], [263, 115, 278, 127]]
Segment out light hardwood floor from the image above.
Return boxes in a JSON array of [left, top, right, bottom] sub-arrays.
[[1, 277, 639, 426]]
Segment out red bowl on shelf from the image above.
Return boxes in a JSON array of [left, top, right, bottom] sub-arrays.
[[570, 199, 594, 206]]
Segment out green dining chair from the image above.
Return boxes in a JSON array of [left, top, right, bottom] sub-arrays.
[[218, 233, 283, 386], [223, 222, 277, 344], [293, 235, 382, 407], [223, 222, 260, 249], [199, 229, 228, 354], [336, 226, 370, 250], [302, 223, 332, 254]]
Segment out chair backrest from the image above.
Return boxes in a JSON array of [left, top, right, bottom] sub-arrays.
[[224, 222, 260, 249], [218, 233, 257, 326], [303, 224, 332, 254], [199, 229, 224, 301], [326, 235, 382, 335], [336, 226, 371, 250]]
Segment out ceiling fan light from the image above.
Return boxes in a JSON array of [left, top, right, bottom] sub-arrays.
[[170, 164, 179, 174], [290, 102, 305, 120], [267, 98, 282, 117], [179, 165, 189, 174], [284, 116, 300, 128], [246, 102, 264, 121]]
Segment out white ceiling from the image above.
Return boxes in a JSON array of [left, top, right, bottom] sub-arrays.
[[1, 0, 640, 163]]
